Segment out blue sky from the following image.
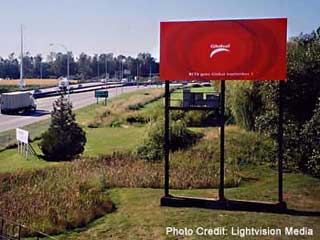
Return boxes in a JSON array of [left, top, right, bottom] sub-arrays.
[[0, 0, 319, 60]]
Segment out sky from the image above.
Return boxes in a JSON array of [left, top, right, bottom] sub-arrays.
[[0, 0, 319, 61]]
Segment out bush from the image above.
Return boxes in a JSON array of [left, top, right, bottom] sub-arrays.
[[40, 94, 86, 161], [227, 81, 263, 130], [137, 118, 202, 161], [301, 99, 320, 177], [226, 128, 276, 166], [126, 114, 149, 124]]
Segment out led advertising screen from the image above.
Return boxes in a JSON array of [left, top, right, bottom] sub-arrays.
[[160, 18, 287, 81]]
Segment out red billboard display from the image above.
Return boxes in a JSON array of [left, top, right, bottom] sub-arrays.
[[160, 18, 287, 81]]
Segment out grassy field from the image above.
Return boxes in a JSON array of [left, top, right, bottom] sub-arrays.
[[54, 166, 320, 240], [0, 79, 76, 86], [0, 88, 165, 172], [0, 78, 58, 86], [0, 86, 319, 239]]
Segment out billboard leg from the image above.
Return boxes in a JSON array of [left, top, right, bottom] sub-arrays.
[[278, 81, 286, 208], [164, 81, 170, 197], [219, 80, 225, 201]]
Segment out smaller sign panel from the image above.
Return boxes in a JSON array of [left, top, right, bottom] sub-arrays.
[[16, 128, 29, 144], [95, 90, 109, 98], [160, 18, 287, 81], [124, 69, 131, 75]]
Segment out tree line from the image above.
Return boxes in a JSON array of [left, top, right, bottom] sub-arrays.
[[0, 52, 159, 80], [225, 27, 320, 177]]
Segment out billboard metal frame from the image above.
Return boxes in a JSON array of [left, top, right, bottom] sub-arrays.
[[160, 80, 287, 213]]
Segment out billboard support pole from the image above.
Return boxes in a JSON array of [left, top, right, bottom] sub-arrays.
[[219, 80, 226, 201], [164, 81, 170, 197], [278, 81, 285, 206]]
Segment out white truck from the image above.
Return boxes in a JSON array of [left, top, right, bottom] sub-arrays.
[[58, 77, 69, 91], [0, 91, 37, 114]]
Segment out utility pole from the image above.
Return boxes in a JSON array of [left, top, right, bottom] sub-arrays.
[[105, 57, 108, 79], [97, 55, 100, 80], [149, 64, 152, 87], [105, 57, 108, 88], [19, 25, 25, 89], [49, 43, 69, 80], [136, 63, 139, 88], [40, 59, 42, 80], [49, 43, 70, 98]]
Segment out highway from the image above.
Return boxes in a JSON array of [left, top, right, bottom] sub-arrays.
[[0, 85, 146, 133]]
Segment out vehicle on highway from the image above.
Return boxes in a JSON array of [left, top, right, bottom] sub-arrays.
[[77, 84, 83, 88], [58, 77, 69, 91], [0, 91, 37, 114], [33, 88, 42, 94]]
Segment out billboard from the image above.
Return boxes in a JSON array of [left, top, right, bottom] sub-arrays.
[[160, 18, 287, 81]]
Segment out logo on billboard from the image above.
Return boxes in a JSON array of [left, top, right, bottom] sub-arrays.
[[209, 44, 230, 58]]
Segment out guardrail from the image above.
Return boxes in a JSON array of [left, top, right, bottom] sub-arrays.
[[33, 83, 124, 99]]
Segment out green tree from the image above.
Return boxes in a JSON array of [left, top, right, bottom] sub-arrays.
[[301, 98, 320, 177], [255, 27, 320, 173], [40, 93, 86, 161], [227, 81, 263, 130]]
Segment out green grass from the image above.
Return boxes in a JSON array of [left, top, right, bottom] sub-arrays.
[[0, 119, 50, 150], [0, 126, 146, 173], [84, 127, 145, 156], [52, 167, 320, 240], [1, 85, 319, 239], [0, 88, 162, 173], [0, 144, 58, 173]]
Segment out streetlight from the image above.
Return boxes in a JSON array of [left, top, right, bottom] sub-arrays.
[[97, 54, 100, 80], [49, 43, 70, 80], [49, 43, 70, 98], [19, 25, 25, 89], [121, 59, 125, 93]]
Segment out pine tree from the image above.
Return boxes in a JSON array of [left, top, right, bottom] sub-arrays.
[[40, 93, 86, 161]]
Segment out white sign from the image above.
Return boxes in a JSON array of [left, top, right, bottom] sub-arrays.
[[124, 69, 131, 75], [16, 128, 29, 144]]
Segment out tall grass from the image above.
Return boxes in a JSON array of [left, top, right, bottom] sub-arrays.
[[0, 163, 113, 237]]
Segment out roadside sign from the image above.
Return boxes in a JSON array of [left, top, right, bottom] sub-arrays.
[[124, 69, 131, 75], [95, 90, 108, 105], [95, 90, 108, 98], [16, 128, 29, 144], [160, 18, 287, 81]]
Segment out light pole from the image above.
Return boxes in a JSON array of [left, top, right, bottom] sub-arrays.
[[121, 59, 125, 93], [97, 54, 100, 80], [49, 43, 70, 98], [105, 57, 108, 88], [40, 59, 42, 80], [49, 43, 70, 80], [19, 25, 25, 89]]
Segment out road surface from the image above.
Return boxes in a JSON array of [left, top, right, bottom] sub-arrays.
[[0, 85, 146, 133]]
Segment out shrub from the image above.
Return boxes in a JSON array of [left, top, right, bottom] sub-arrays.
[[227, 81, 263, 130], [301, 99, 320, 177], [126, 114, 149, 124], [137, 118, 202, 161], [40, 93, 86, 161], [225, 128, 276, 166], [128, 103, 143, 110]]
